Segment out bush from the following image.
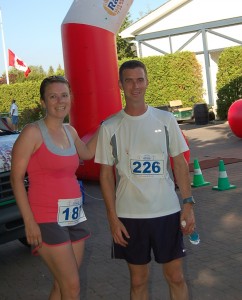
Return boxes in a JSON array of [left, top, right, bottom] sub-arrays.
[[119, 52, 204, 108], [19, 102, 45, 129], [216, 46, 242, 120], [1, 53, 205, 127]]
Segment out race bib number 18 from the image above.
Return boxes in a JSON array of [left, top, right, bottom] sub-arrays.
[[57, 197, 86, 227]]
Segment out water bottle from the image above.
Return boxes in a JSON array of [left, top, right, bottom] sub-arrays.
[[188, 231, 200, 245], [181, 221, 200, 245]]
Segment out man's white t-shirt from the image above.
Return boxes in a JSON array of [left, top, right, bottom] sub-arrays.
[[95, 106, 189, 219]]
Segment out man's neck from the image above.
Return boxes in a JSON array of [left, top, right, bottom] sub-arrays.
[[124, 103, 148, 116]]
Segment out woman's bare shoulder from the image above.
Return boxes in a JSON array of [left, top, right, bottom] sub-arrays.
[[22, 122, 41, 135], [17, 122, 43, 146]]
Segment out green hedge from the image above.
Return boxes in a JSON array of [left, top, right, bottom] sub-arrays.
[[216, 46, 242, 120], [119, 52, 204, 107], [0, 80, 43, 129], [0, 80, 41, 113], [0, 52, 204, 128], [2, 48, 241, 124]]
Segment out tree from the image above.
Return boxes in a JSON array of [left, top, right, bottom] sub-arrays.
[[6, 68, 27, 84], [56, 64, 65, 76], [47, 66, 55, 76], [116, 13, 136, 60], [4, 65, 47, 84], [0, 64, 65, 85]]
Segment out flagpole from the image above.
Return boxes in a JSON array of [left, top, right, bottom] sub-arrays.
[[0, 8, 9, 84]]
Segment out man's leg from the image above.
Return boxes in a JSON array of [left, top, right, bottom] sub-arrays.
[[162, 258, 189, 300], [11, 118, 15, 131], [127, 263, 149, 300]]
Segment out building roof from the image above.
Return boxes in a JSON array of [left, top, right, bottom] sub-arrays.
[[120, 0, 189, 38], [121, 0, 242, 39]]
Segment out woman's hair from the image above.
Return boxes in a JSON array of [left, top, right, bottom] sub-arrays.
[[40, 76, 71, 100], [119, 60, 147, 83]]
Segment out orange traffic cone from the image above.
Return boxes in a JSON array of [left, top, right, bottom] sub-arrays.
[[191, 159, 210, 187], [212, 160, 236, 191]]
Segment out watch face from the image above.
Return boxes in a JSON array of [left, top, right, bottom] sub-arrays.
[[183, 197, 195, 204]]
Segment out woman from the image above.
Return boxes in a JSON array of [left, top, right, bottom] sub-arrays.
[[10, 76, 98, 300]]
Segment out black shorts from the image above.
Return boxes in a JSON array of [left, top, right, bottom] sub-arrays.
[[32, 221, 90, 255], [112, 212, 185, 265]]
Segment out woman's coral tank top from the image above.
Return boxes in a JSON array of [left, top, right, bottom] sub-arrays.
[[27, 119, 81, 223]]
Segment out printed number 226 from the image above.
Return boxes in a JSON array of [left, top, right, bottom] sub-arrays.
[[132, 161, 161, 174]]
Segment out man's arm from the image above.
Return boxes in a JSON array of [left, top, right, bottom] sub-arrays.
[[172, 153, 195, 235], [100, 164, 130, 246]]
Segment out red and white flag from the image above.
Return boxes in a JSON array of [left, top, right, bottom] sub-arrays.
[[8, 49, 31, 77]]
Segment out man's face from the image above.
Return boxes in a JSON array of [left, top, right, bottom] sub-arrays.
[[119, 67, 149, 104]]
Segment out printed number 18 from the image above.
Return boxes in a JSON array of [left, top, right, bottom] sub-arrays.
[[63, 206, 79, 220]]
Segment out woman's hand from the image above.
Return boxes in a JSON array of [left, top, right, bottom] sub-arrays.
[[25, 218, 42, 248]]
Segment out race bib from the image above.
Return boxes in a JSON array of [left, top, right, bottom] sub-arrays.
[[57, 197, 86, 227], [130, 154, 164, 178]]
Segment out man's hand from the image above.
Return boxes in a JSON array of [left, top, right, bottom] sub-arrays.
[[180, 204, 195, 235], [109, 216, 130, 247]]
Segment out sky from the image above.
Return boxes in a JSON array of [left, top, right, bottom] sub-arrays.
[[0, 0, 167, 76]]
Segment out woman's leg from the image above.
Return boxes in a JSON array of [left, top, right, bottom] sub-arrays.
[[38, 239, 85, 300]]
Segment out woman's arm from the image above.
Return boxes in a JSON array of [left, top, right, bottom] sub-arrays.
[[10, 124, 42, 247], [68, 125, 100, 160]]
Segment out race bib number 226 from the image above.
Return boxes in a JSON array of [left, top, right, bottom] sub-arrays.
[[130, 159, 164, 177]]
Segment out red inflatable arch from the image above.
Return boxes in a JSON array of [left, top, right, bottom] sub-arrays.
[[61, 0, 133, 180]]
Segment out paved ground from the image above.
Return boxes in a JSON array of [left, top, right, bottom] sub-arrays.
[[0, 121, 242, 300]]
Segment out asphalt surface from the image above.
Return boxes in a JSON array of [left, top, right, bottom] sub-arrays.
[[0, 120, 242, 300]]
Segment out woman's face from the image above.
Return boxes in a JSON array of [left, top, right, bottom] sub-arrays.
[[41, 82, 71, 119]]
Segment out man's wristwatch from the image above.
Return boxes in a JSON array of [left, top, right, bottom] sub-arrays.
[[183, 196, 195, 205]]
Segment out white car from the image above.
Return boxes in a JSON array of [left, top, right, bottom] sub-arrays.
[[0, 118, 28, 245]]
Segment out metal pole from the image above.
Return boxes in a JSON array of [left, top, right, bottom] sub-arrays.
[[0, 8, 9, 84], [202, 28, 213, 105]]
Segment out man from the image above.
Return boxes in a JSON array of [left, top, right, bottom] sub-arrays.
[[10, 99, 19, 131], [95, 60, 195, 300]]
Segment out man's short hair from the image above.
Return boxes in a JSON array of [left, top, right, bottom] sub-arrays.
[[119, 60, 147, 82]]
